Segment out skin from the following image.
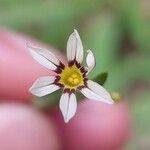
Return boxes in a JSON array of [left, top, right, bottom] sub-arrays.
[[0, 29, 65, 101], [0, 28, 130, 150], [51, 101, 130, 150], [0, 103, 60, 150]]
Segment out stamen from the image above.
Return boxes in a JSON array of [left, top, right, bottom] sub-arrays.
[[73, 78, 79, 84], [72, 74, 77, 78], [68, 77, 74, 83], [58, 64, 85, 89]]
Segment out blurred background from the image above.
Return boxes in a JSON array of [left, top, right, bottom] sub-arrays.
[[0, 0, 150, 149]]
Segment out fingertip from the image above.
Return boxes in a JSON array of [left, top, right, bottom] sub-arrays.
[[0, 102, 60, 150], [0, 28, 65, 102], [51, 100, 130, 150]]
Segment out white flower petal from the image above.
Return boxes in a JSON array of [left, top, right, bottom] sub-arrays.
[[29, 84, 60, 97], [28, 44, 60, 70], [87, 80, 112, 100], [59, 93, 77, 123], [86, 50, 96, 74], [81, 80, 114, 104], [29, 76, 56, 89], [67, 29, 84, 64], [67, 32, 76, 61]]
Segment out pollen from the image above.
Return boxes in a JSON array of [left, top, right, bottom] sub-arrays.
[[68, 74, 80, 85], [68, 77, 74, 83], [72, 74, 77, 78], [58, 65, 85, 89], [73, 78, 80, 84]]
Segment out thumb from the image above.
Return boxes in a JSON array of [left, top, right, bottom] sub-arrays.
[[0, 28, 65, 102], [50, 100, 130, 150]]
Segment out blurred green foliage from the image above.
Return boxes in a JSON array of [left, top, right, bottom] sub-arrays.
[[1, 0, 149, 90], [0, 0, 150, 149]]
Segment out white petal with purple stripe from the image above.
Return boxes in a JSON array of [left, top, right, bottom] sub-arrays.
[[28, 44, 60, 70], [81, 80, 114, 104], [86, 50, 96, 74], [59, 92, 77, 123], [29, 76, 60, 97], [67, 29, 84, 64]]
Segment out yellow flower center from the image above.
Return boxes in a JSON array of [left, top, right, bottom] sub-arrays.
[[59, 65, 84, 89]]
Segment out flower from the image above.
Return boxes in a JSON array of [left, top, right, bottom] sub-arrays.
[[28, 29, 114, 123]]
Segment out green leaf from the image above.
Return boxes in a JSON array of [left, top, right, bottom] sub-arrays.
[[93, 72, 108, 86]]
